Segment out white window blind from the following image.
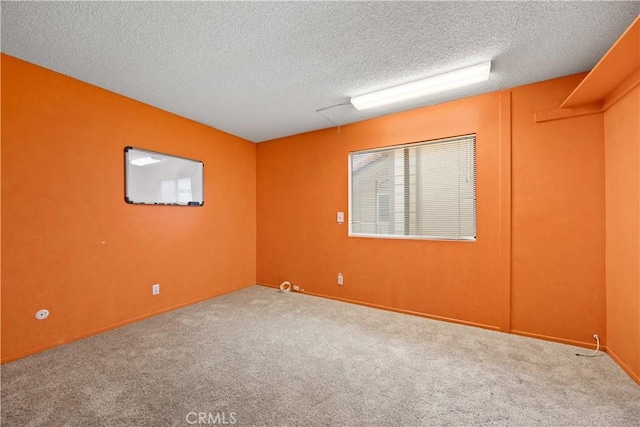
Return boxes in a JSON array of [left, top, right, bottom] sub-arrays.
[[349, 134, 476, 241]]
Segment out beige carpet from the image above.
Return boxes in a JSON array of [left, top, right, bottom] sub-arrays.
[[2, 285, 639, 426]]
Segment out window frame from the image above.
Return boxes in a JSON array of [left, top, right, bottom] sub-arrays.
[[347, 134, 477, 242]]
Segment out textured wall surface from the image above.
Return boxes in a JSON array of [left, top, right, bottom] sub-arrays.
[[1, 55, 257, 362], [510, 75, 606, 345], [605, 87, 640, 382], [257, 73, 607, 350]]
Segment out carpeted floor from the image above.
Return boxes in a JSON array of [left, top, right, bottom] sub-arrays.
[[2, 285, 639, 426]]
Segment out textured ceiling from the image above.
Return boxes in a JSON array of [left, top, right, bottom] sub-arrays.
[[2, 1, 639, 143]]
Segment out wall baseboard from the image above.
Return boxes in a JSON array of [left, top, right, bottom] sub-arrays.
[[257, 282, 500, 332], [606, 347, 640, 386], [8, 282, 637, 388], [0, 283, 255, 364], [258, 283, 615, 353], [510, 329, 603, 351], [262, 283, 640, 386]]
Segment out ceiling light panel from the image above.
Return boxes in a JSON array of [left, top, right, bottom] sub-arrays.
[[351, 62, 492, 110]]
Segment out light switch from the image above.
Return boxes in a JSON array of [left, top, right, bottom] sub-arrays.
[[337, 212, 344, 224]]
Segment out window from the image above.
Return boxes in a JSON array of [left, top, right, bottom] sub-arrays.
[[349, 134, 476, 241]]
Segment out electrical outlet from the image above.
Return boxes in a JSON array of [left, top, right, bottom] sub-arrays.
[[152, 284, 160, 295], [337, 273, 343, 286], [293, 285, 300, 291]]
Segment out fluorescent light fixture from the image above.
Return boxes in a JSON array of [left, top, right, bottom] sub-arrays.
[[350, 61, 492, 111], [130, 156, 161, 166]]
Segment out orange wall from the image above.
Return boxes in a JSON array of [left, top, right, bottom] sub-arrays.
[[604, 86, 640, 381], [511, 75, 606, 345], [257, 74, 606, 347], [1, 55, 257, 363], [1, 54, 610, 364], [258, 92, 505, 330]]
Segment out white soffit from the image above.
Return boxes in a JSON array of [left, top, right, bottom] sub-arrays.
[[2, 1, 639, 142]]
